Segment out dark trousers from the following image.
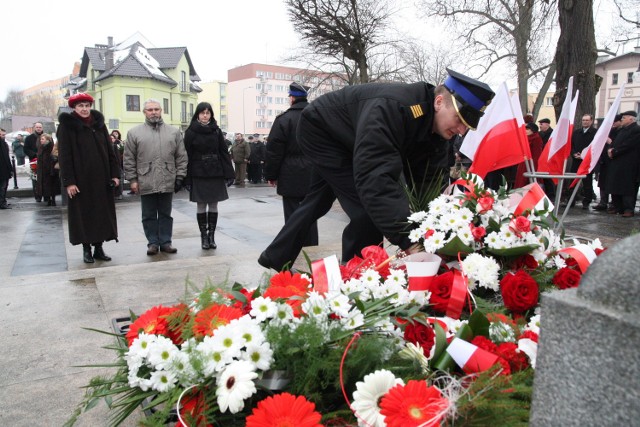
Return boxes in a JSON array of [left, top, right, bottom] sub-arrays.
[[580, 173, 595, 206], [0, 178, 8, 207], [140, 192, 174, 246], [283, 196, 318, 247]]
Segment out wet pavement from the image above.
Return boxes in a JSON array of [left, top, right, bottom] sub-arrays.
[[1, 169, 639, 426]]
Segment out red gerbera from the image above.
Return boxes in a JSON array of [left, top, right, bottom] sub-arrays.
[[380, 380, 448, 427], [264, 271, 311, 316], [245, 392, 323, 427], [126, 305, 183, 346], [192, 303, 243, 338]]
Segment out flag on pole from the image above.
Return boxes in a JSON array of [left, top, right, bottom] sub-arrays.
[[537, 77, 578, 182], [461, 83, 529, 179], [571, 83, 626, 187], [558, 244, 597, 273]]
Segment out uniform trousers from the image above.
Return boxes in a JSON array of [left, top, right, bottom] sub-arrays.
[[283, 196, 318, 247]]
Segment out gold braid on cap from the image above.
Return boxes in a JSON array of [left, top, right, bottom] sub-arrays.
[[451, 96, 475, 131]]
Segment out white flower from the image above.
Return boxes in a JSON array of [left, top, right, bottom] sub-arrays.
[[385, 268, 407, 286], [147, 335, 179, 370], [423, 231, 448, 253], [461, 253, 500, 291], [526, 314, 541, 335], [360, 269, 381, 286], [249, 296, 277, 322], [408, 211, 429, 223], [216, 360, 258, 414], [409, 227, 424, 243], [149, 369, 177, 392], [301, 291, 329, 318], [127, 332, 157, 360], [326, 293, 352, 318], [196, 335, 235, 376], [352, 369, 404, 427], [232, 315, 265, 346], [489, 321, 516, 343], [341, 308, 364, 330], [167, 350, 198, 385], [242, 341, 273, 371], [518, 338, 538, 369], [271, 302, 295, 325]]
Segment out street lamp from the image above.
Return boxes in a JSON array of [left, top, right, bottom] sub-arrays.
[[242, 86, 252, 135]]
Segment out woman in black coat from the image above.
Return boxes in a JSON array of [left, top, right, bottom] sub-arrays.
[[183, 102, 235, 249], [57, 93, 120, 263], [35, 133, 61, 206]]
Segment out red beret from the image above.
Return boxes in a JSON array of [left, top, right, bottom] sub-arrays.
[[68, 92, 94, 108]]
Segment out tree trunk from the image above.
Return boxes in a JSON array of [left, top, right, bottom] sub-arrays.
[[554, 0, 597, 121], [516, 0, 534, 113]]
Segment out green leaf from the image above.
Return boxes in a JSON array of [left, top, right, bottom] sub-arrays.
[[432, 323, 473, 372], [487, 244, 540, 258], [468, 310, 490, 337], [431, 322, 448, 362], [438, 236, 474, 257]]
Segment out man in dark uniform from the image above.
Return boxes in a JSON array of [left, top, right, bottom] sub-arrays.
[[605, 111, 640, 217], [593, 114, 622, 211], [264, 82, 318, 248], [569, 114, 597, 209], [258, 69, 495, 271]]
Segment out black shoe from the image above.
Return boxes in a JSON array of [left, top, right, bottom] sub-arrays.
[[147, 244, 159, 255], [93, 245, 112, 261], [258, 251, 276, 270], [83, 245, 94, 263], [593, 204, 607, 211], [160, 244, 178, 253], [582, 204, 590, 210], [0, 204, 11, 209]]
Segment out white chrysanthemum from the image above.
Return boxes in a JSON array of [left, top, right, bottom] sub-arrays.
[[242, 341, 273, 371], [271, 302, 295, 325], [408, 211, 429, 223], [147, 335, 179, 370], [408, 227, 424, 243], [439, 210, 470, 231], [423, 230, 448, 253], [231, 315, 265, 346], [456, 228, 474, 246], [216, 360, 258, 414], [196, 336, 235, 376], [385, 268, 407, 286], [428, 195, 455, 213], [341, 277, 365, 296], [210, 324, 243, 359], [352, 369, 405, 427], [446, 318, 468, 337], [301, 291, 329, 318], [249, 296, 277, 322], [360, 269, 381, 286], [167, 350, 198, 385], [127, 332, 157, 360], [341, 308, 364, 330], [461, 253, 500, 291], [489, 321, 516, 343], [299, 273, 312, 285], [526, 314, 541, 335], [326, 293, 352, 318], [404, 290, 431, 306], [149, 369, 177, 392]]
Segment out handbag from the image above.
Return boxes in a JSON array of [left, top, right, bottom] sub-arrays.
[[450, 162, 468, 179]]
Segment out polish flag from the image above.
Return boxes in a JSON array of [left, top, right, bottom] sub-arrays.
[[508, 182, 554, 215], [537, 77, 578, 181], [461, 83, 529, 179], [311, 255, 342, 294], [404, 253, 441, 291], [446, 338, 500, 374], [571, 83, 626, 187], [558, 244, 597, 274]]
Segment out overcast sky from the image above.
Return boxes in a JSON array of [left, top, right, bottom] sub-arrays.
[[2, 1, 302, 99]]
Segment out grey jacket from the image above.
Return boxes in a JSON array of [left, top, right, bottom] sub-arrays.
[[124, 119, 188, 195]]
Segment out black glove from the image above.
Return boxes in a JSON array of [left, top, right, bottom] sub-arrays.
[[226, 179, 235, 187], [174, 178, 184, 193], [184, 184, 192, 192]]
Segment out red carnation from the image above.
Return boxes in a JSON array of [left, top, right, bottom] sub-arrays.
[[552, 267, 582, 290], [428, 271, 454, 313], [518, 330, 539, 343], [404, 321, 436, 358], [500, 270, 539, 314], [512, 254, 539, 270], [496, 342, 529, 372], [471, 335, 498, 354]]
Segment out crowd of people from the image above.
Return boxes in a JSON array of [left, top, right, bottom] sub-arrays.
[[2, 74, 639, 268]]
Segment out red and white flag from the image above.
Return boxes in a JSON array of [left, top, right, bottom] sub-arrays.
[[446, 337, 500, 374], [537, 77, 578, 182], [311, 255, 342, 294], [404, 253, 441, 291], [508, 182, 554, 215], [571, 83, 626, 187], [461, 83, 529, 179], [558, 244, 597, 274]]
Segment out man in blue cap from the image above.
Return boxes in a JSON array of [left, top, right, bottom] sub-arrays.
[[259, 69, 494, 271]]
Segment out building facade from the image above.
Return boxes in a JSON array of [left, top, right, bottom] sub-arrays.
[[595, 50, 640, 119], [197, 80, 228, 132], [227, 63, 347, 136]]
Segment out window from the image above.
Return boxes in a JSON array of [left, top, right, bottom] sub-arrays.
[[109, 119, 120, 130], [275, 85, 286, 92], [612, 73, 618, 85], [126, 95, 140, 111], [256, 109, 266, 116], [181, 101, 187, 122], [181, 71, 187, 92], [545, 97, 553, 106], [163, 98, 169, 114], [628, 72, 634, 83]]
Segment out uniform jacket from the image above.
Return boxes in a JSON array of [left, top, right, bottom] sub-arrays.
[[248, 141, 265, 163], [57, 110, 120, 245], [605, 122, 640, 196], [264, 100, 313, 197], [184, 120, 234, 183], [230, 138, 251, 163], [299, 82, 450, 250], [124, 119, 187, 195]]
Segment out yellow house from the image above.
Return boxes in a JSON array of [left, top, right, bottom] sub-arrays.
[[72, 35, 202, 136]]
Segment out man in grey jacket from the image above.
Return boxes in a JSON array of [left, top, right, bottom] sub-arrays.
[[125, 99, 188, 255]]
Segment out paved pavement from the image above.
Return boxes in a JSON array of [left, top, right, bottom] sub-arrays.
[[1, 167, 638, 426]]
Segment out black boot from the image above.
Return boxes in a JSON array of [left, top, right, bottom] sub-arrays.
[[197, 213, 210, 249], [208, 212, 218, 249], [83, 244, 94, 263], [93, 243, 112, 261]]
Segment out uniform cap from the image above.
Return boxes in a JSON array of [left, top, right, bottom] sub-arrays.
[[620, 110, 637, 118], [68, 92, 94, 108], [288, 82, 309, 97], [443, 68, 495, 130], [538, 118, 551, 124]]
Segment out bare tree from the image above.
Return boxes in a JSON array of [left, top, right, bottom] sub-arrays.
[[285, 0, 401, 84], [418, 0, 557, 116], [0, 90, 26, 118], [20, 92, 59, 118], [394, 41, 455, 85], [554, 0, 597, 121]]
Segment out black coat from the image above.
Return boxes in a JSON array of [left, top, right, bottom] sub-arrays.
[[57, 111, 120, 245], [184, 121, 234, 183], [569, 127, 596, 173], [0, 139, 12, 180], [298, 82, 449, 249], [24, 132, 40, 160], [35, 141, 60, 197], [248, 141, 265, 163], [604, 122, 640, 196], [264, 100, 313, 197]]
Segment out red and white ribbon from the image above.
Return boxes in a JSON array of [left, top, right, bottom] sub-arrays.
[[557, 244, 597, 274], [509, 182, 553, 216], [311, 255, 342, 294], [445, 269, 469, 319], [446, 337, 499, 374], [404, 253, 441, 291]]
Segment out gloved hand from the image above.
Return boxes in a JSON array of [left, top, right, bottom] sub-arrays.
[[226, 179, 235, 187], [174, 178, 184, 193], [184, 184, 192, 192]]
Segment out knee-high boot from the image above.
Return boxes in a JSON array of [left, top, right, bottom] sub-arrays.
[[83, 244, 94, 263], [208, 212, 218, 249], [197, 213, 210, 249]]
